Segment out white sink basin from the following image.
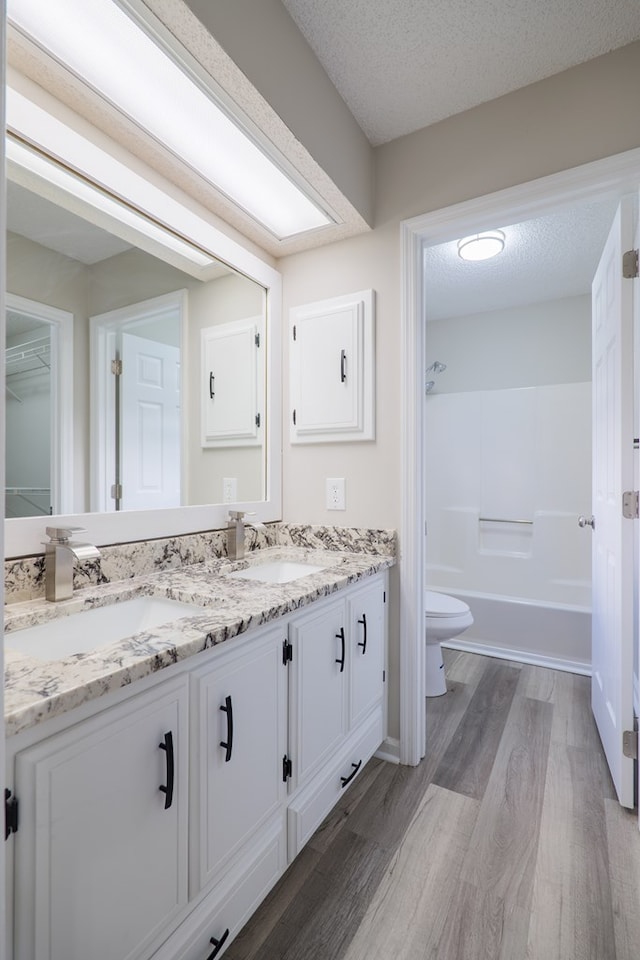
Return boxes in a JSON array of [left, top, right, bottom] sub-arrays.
[[228, 560, 326, 585], [5, 596, 207, 662]]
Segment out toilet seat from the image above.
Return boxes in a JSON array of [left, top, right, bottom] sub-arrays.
[[425, 590, 470, 618]]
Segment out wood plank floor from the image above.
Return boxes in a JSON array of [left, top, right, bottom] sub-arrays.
[[225, 652, 640, 960]]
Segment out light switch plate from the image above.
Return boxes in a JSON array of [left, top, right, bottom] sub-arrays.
[[326, 478, 346, 510]]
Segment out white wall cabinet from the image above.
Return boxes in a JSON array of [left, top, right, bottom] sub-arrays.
[[289, 290, 375, 444], [201, 316, 264, 448], [6, 572, 388, 960], [12, 677, 190, 960]]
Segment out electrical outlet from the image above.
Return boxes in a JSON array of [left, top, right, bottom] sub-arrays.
[[326, 478, 346, 510], [223, 478, 237, 503]]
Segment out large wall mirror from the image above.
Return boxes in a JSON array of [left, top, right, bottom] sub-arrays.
[[4, 131, 282, 557]]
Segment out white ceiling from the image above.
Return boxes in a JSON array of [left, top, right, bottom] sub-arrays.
[[423, 196, 620, 321], [282, 0, 640, 145]]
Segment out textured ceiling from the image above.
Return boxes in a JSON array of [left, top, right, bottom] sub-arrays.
[[282, 0, 640, 145], [423, 196, 620, 321]]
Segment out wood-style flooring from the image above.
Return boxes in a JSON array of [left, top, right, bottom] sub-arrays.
[[225, 651, 640, 960]]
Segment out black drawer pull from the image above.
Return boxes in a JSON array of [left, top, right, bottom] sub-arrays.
[[357, 613, 367, 654], [206, 929, 229, 959], [335, 627, 346, 673], [209, 372, 215, 399], [158, 731, 174, 809], [219, 695, 233, 762], [341, 760, 362, 789], [340, 349, 347, 383]]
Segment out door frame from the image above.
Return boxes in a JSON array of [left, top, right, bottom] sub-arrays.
[[399, 147, 640, 767]]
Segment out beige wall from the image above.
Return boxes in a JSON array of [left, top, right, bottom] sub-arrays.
[[279, 42, 640, 741]]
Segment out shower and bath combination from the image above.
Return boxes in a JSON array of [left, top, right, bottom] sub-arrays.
[[425, 360, 447, 394]]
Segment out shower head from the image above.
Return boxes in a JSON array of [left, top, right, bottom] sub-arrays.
[[427, 360, 447, 374], [425, 380, 436, 394]]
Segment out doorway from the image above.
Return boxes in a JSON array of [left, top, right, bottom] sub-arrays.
[[399, 148, 640, 776]]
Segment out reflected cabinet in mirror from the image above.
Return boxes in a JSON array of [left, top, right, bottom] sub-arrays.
[[4, 134, 282, 557]]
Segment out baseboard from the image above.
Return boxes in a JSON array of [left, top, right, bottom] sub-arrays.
[[375, 737, 400, 764], [441, 638, 591, 676]]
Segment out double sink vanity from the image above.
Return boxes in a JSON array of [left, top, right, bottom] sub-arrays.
[[4, 525, 395, 960]]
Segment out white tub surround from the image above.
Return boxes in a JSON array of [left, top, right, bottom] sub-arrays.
[[4, 539, 395, 738]]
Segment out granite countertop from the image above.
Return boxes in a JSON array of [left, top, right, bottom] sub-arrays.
[[4, 545, 395, 737]]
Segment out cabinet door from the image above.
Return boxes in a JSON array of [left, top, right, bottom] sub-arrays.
[[13, 677, 189, 960], [201, 317, 263, 448], [191, 628, 287, 894], [289, 290, 375, 444], [288, 597, 348, 791], [348, 576, 386, 728]]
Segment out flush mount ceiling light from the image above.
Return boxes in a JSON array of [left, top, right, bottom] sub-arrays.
[[457, 230, 505, 262], [7, 0, 334, 240]]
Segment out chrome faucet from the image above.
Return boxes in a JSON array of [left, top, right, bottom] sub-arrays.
[[44, 527, 101, 602], [227, 511, 267, 561]]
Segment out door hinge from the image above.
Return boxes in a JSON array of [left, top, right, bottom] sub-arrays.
[[622, 249, 639, 279], [255, 413, 261, 428], [111, 482, 123, 501], [623, 728, 638, 760], [282, 640, 293, 665], [282, 755, 293, 782], [383, 670, 386, 682], [111, 358, 123, 376], [292, 325, 297, 341], [622, 490, 639, 519], [255, 332, 260, 347], [292, 409, 297, 426], [5, 789, 18, 840], [383, 590, 386, 603]]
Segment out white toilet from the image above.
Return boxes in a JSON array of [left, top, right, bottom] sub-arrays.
[[425, 590, 474, 696]]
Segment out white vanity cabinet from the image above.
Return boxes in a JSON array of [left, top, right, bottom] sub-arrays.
[[6, 569, 389, 960], [189, 625, 288, 894], [287, 574, 387, 857], [11, 676, 190, 960]]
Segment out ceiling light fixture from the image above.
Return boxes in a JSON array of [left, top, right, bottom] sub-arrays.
[[457, 230, 505, 262], [8, 0, 334, 240]]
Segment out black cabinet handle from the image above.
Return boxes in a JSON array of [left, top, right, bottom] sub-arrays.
[[341, 760, 362, 789], [219, 695, 233, 762], [357, 613, 367, 654], [335, 627, 346, 673], [206, 929, 229, 959], [159, 731, 174, 809], [209, 372, 215, 399], [340, 349, 347, 383]]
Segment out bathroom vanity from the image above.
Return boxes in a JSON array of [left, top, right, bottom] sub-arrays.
[[4, 539, 393, 960]]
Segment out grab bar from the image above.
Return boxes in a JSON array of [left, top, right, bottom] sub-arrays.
[[479, 517, 533, 525]]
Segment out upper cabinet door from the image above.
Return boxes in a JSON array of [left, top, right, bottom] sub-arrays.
[[290, 290, 375, 443], [201, 316, 264, 448]]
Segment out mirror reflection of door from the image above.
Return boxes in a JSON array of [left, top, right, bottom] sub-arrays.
[[92, 294, 183, 512], [5, 295, 73, 517]]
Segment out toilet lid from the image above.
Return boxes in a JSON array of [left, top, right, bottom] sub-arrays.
[[425, 590, 470, 618]]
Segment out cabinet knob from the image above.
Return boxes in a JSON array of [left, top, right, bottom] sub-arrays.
[[219, 696, 234, 763], [335, 627, 346, 672], [158, 731, 174, 809], [357, 613, 368, 654]]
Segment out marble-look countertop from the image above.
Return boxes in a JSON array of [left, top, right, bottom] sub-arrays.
[[4, 546, 395, 738]]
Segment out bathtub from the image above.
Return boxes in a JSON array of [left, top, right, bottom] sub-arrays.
[[434, 588, 592, 674]]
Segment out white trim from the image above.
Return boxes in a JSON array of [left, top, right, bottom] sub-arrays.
[[442, 639, 591, 677], [400, 148, 640, 766], [375, 737, 401, 765], [5, 293, 73, 516]]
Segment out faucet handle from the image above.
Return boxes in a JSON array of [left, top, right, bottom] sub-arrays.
[[46, 526, 86, 542]]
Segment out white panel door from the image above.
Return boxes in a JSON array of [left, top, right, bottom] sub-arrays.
[[121, 332, 181, 510], [348, 576, 386, 729], [591, 198, 635, 808]]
